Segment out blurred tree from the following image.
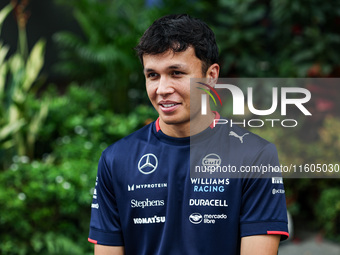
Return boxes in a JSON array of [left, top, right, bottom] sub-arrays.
[[53, 0, 219, 113], [53, 0, 154, 113], [0, 1, 48, 167]]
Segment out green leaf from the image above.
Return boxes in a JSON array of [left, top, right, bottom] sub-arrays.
[[0, 119, 25, 142], [0, 43, 9, 96], [0, 4, 13, 34], [27, 100, 49, 150], [23, 39, 46, 92]]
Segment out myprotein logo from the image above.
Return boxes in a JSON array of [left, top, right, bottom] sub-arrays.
[[131, 198, 165, 208], [127, 183, 167, 192]]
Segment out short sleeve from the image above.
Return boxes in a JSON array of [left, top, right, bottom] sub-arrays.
[[240, 143, 289, 240], [88, 153, 124, 246]]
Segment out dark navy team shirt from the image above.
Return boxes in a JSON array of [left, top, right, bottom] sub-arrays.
[[88, 118, 289, 254]]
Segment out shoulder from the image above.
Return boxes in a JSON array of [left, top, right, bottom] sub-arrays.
[[214, 121, 279, 166], [101, 122, 154, 160], [227, 123, 275, 151]]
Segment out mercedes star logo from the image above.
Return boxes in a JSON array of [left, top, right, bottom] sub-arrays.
[[138, 153, 158, 174]]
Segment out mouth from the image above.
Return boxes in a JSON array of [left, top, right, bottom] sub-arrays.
[[158, 101, 181, 113], [161, 103, 177, 108]]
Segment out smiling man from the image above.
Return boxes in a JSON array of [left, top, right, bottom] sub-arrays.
[[88, 14, 289, 255], [143, 46, 218, 137]]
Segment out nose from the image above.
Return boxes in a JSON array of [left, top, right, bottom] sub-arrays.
[[156, 76, 175, 96]]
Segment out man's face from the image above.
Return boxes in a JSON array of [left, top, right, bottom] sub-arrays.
[[143, 47, 206, 134]]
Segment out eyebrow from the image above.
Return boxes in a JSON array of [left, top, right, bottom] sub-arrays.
[[144, 64, 187, 73]]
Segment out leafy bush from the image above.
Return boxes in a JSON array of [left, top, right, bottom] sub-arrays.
[[0, 2, 48, 168], [0, 83, 157, 254], [214, 0, 340, 77], [53, 0, 157, 112], [315, 188, 340, 242], [250, 116, 340, 240], [0, 155, 96, 254], [38, 84, 157, 155]]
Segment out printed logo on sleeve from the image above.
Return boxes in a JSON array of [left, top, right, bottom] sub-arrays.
[[272, 188, 285, 195], [272, 177, 283, 184]]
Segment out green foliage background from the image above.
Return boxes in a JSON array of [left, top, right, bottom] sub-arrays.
[[0, 0, 339, 254]]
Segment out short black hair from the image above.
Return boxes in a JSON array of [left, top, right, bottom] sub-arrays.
[[135, 14, 219, 74]]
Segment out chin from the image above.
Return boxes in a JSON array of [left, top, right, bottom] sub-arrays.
[[160, 115, 189, 126]]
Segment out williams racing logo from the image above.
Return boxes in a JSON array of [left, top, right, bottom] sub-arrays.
[[191, 178, 230, 193]]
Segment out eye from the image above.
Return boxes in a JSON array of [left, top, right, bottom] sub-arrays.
[[172, 71, 184, 76], [147, 72, 159, 79]]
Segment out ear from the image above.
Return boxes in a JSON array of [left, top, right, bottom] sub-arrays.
[[206, 63, 220, 86]]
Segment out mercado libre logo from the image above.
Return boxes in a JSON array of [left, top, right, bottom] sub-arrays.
[[196, 82, 222, 115]]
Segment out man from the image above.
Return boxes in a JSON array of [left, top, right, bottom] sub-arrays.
[[88, 14, 289, 254]]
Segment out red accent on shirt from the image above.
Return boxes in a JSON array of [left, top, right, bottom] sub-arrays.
[[156, 118, 161, 132], [209, 111, 220, 129], [267, 231, 289, 238], [88, 238, 98, 244]]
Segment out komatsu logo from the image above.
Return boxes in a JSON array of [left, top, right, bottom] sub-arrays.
[[133, 215, 165, 224]]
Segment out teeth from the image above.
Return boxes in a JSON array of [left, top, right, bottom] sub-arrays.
[[162, 104, 176, 108]]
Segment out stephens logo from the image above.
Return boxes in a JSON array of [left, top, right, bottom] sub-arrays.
[[131, 198, 165, 208]]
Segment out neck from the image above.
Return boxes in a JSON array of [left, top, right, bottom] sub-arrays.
[[158, 111, 216, 138]]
